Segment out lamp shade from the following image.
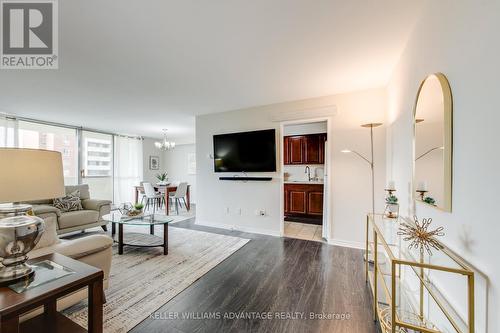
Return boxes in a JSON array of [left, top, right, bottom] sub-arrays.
[[0, 148, 65, 203]]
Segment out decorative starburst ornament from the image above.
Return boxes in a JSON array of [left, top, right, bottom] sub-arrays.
[[397, 217, 444, 255]]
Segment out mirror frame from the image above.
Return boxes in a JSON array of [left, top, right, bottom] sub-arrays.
[[413, 73, 453, 212]]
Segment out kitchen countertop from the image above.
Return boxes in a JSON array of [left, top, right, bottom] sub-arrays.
[[284, 180, 324, 185]]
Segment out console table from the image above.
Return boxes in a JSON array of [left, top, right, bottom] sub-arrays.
[[365, 214, 474, 333]]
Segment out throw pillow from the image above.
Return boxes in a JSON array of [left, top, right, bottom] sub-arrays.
[[53, 190, 83, 213]]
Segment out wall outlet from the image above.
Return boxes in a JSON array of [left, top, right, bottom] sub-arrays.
[[255, 209, 266, 216]]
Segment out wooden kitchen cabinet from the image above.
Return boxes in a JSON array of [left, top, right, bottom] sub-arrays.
[[283, 133, 326, 165], [289, 190, 307, 214], [284, 183, 324, 223], [288, 136, 304, 164]]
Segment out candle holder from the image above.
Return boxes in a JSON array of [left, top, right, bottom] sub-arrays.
[[416, 190, 428, 200], [385, 188, 396, 196], [384, 189, 399, 219]]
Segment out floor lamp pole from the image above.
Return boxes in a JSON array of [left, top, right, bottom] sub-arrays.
[[360, 123, 382, 215], [370, 125, 375, 215], [342, 123, 382, 215], [342, 122, 382, 264]]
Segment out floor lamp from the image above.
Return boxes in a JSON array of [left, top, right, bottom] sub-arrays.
[[341, 123, 382, 215], [342, 123, 382, 263]]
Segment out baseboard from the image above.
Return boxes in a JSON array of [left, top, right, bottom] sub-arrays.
[[195, 220, 281, 237], [327, 238, 365, 250]]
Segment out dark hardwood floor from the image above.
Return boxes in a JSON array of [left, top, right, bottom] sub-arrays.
[[127, 218, 378, 333]]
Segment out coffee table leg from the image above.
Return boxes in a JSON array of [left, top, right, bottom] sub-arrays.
[[150, 224, 154, 235], [163, 223, 168, 255], [111, 222, 116, 236], [88, 279, 103, 333], [118, 223, 124, 255]]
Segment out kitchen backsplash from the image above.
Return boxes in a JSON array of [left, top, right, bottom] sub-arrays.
[[284, 165, 325, 182]]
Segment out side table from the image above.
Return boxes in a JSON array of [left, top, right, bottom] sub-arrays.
[[0, 253, 104, 333]]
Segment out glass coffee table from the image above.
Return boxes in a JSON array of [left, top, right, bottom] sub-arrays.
[[102, 213, 174, 255]]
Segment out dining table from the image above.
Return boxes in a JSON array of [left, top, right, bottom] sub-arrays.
[[134, 184, 190, 215]]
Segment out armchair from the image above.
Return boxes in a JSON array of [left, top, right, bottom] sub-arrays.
[[29, 184, 111, 235]]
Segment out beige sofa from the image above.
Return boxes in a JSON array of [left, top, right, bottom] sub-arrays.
[[30, 184, 111, 235], [21, 214, 113, 321]]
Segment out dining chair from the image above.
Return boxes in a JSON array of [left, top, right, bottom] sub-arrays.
[[143, 182, 164, 213], [169, 182, 188, 215], [139, 181, 147, 205]]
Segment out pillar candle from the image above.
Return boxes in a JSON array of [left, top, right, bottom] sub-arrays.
[[417, 181, 428, 191]]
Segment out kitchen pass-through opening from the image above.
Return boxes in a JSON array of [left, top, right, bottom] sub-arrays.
[[282, 120, 328, 243]]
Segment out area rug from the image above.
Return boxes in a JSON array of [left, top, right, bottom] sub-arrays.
[[63, 227, 249, 332]]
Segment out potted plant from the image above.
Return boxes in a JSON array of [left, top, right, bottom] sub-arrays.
[[126, 203, 144, 217], [424, 196, 436, 206], [385, 195, 399, 219], [134, 203, 144, 212], [156, 172, 168, 185]]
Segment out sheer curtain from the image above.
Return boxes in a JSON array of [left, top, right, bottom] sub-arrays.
[[113, 136, 143, 204], [0, 115, 17, 147]]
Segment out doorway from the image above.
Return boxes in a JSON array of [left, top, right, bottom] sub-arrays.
[[281, 120, 329, 242]]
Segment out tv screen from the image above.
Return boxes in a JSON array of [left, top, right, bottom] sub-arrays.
[[213, 129, 276, 172]]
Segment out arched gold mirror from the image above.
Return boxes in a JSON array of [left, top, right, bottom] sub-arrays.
[[414, 73, 453, 212]]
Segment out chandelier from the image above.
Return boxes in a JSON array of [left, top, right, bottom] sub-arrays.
[[155, 129, 176, 151]]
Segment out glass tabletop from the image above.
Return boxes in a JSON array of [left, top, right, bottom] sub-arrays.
[[9, 260, 74, 293], [103, 212, 174, 225]]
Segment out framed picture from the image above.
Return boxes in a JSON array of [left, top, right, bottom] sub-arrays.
[[149, 156, 160, 170]]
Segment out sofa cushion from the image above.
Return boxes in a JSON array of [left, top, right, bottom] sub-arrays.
[[53, 190, 83, 213], [58, 210, 99, 229], [52, 234, 113, 260], [31, 204, 61, 217], [81, 199, 112, 211], [65, 184, 90, 200], [25, 199, 53, 205], [33, 214, 60, 250]]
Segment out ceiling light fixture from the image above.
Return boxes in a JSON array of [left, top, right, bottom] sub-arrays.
[[155, 129, 176, 151]]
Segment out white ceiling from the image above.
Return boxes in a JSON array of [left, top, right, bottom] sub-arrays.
[[0, 0, 423, 143]]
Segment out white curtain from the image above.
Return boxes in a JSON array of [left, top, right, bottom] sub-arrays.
[[0, 115, 17, 147], [113, 136, 143, 204]]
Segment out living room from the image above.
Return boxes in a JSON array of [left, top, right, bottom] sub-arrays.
[[0, 1, 498, 333]]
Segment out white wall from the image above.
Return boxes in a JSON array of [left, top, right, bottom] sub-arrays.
[[386, 1, 499, 331], [196, 108, 281, 235], [142, 137, 166, 184], [196, 88, 387, 244], [163, 144, 197, 203]]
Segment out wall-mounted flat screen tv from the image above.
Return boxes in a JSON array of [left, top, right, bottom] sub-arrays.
[[213, 129, 276, 172]]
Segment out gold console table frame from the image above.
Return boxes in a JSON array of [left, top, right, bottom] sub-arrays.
[[365, 214, 474, 333]]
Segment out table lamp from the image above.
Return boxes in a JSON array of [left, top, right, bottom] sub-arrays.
[[0, 148, 65, 285]]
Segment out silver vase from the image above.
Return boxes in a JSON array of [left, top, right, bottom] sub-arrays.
[[0, 204, 45, 285]]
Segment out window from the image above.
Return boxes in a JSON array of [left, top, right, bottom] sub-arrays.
[[81, 131, 114, 200], [17, 121, 78, 185], [2, 117, 143, 203], [0, 116, 16, 147], [83, 136, 112, 177]]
